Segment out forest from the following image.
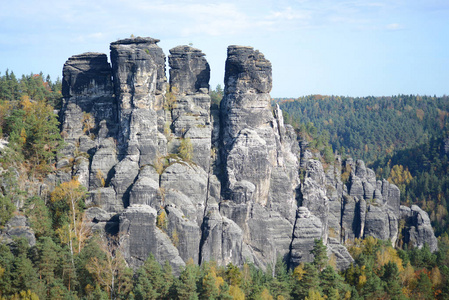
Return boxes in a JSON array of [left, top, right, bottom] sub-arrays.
[[276, 95, 449, 238], [0, 75, 449, 299]]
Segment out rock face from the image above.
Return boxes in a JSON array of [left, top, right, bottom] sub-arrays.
[[61, 52, 117, 162], [0, 215, 36, 246], [58, 37, 438, 273], [400, 205, 438, 252]]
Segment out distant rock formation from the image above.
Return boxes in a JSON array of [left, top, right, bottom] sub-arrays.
[[55, 36, 438, 273]]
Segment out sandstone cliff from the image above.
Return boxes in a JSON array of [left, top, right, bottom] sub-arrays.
[[57, 36, 437, 273]]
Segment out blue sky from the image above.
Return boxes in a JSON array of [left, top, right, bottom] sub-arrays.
[[0, 0, 448, 97]]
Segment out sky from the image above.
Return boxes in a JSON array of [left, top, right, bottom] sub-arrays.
[[0, 0, 448, 98]]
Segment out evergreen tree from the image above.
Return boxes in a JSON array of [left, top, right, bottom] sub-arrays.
[[133, 254, 168, 300], [319, 266, 348, 298], [175, 261, 199, 300], [311, 239, 328, 271], [34, 237, 61, 297], [292, 263, 320, 299], [381, 261, 404, 299], [11, 238, 39, 294], [413, 272, 433, 300], [0, 243, 14, 297]]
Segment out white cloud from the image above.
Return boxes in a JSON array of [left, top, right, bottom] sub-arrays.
[[385, 23, 404, 30], [269, 7, 311, 21]]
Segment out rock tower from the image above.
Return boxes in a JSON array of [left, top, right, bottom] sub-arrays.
[[57, 37, 437, 273]]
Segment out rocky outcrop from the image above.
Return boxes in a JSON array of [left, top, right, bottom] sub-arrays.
[[57, 37, 438, 273], [400, 205, 438, 252], [110, 37, 165, 161], [217, 45, 300, 269], [119, 205, 185, 274], [61, 52, 117, 160], [0, 215, 36, 246], [290, 207, 323, 267]]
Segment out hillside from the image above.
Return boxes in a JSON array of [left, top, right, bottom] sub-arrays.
[[275, 95, 449, 164], [0, 38, 446, 299]]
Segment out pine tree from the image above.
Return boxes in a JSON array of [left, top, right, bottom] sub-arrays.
[[35, 237, 60, 296], [413, 272, 434, 300], [175, 261, 199, 300], [134, 254, 166, 300], [311, 239, 328, 271], [292, 263, 320, 299], [11, 238, 39, 294]]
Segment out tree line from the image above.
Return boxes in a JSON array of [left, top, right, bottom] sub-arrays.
[[2, 74, 449, 299], [275, 94, 449, 164], [276, 94, 449, 237]]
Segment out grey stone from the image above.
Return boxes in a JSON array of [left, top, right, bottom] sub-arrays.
[[400, 205, 438, 252], [327, 237, 354, 271], [55, 38, 439, 274], [290, 207, 323, 268], [200, 205, 246, 266], [165, 205, 201, 264], [87, 187, 120, 213], [168, 45, 210, 94], [119, 204, 185, 273], [1, 216, 36, 246], [364, 205, 390, 241]]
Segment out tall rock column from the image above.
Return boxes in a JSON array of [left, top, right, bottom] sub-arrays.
[[60, 53, 117, 188], [110, 37, 166, 163], [109, 37, 167, 207], [168, 46, 212, 170], [61, 53, 116, 152], [218, 46, 295, 269], [220, 45, 276, 204]]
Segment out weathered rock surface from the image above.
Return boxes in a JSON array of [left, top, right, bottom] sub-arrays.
[[61, 52, 117, 153], [290, 207, 323, 267], [400, 205, 438, 252], [55, 37, 438, 273], [110, 37, 164, 158], [0, 215, 36, 246], [119, 205, 185, 274]]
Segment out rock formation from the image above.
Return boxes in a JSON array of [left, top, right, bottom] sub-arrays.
[[56, 36, 438, 273]]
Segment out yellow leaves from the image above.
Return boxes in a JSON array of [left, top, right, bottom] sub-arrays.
[[348, 237, 378, 258], [229, 285, 245, 300], [416, 108, 425, 121], [375, 247, 404, 273], [171, 228, 179, 247], [328, 253, 337, 270], [55, 223, 72, 246], [388, 165, 413, 186], [50, 179, 83, 204], [9, 290, 39, 300], [151, 155, 166, 176], [341, 164, 351, 184], [305, 289, 324, 300], [357, 274, 367, 289], [164, 85, 178, 112], [400, 262, 415, 287], [259, 288, 274, 300], [156, 209, 168, 231], [96, 170, 106, 187], [430, 266, 442, 287], [51, 179, 87, 253], [86, 236, 129, 298], [19, 128, 27, 146], [293, 263, 306, 281], [178, 137, 193, 161], [82, 112, 95, 136], [19, 95, 32, 115], [202, 264, 224, 290]]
